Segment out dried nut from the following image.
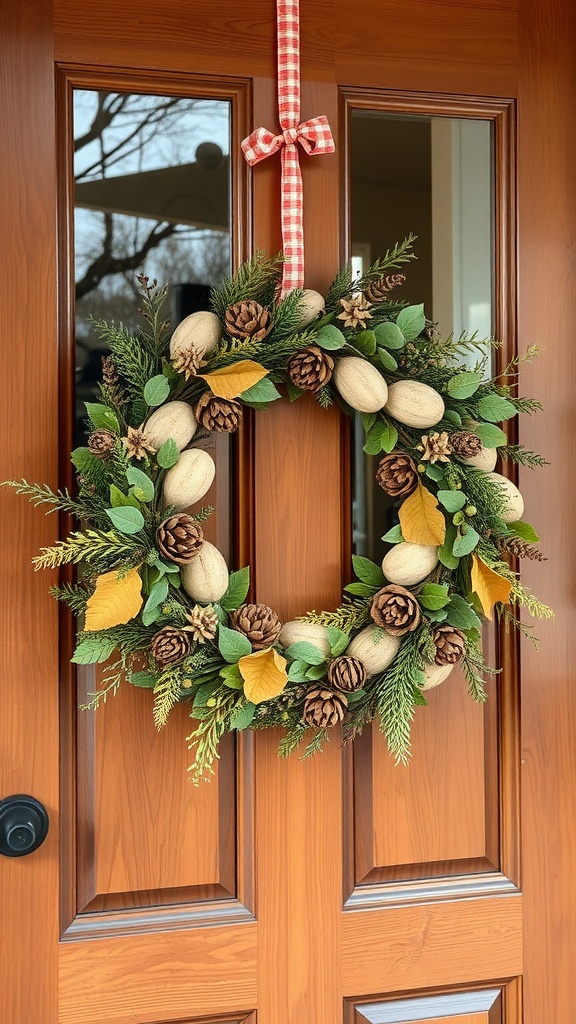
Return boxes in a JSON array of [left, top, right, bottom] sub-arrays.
[[144, 401, 197, 451], [421, 662, 454, 691], [169, 310, 221, 361], [462, 446, 498, 472], [486, 472, 524, 522], [296, 289, 326, 328], [162, 449, 215, 511], [333, 356, 388, 413], [180, 541, 229, 604], [384, 380, 445, 428], [278, 621, 331, 660], [382, 543, 438, 587], [346, 627, 401, 677]]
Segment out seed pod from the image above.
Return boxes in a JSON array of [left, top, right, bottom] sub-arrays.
[[162, 449, 215, 511], [333, 356, 388, 413], [296, 289, 325, 328], [169, 310, 221, 362], [346, 627, 401, 677], [385, 380, 445, 428], [487, 471, 524, 522], [382, 543, 438, 587], [180, 541, 229, 604], [421, 662, 454, 691], [145, 401, 197, 452], [278, 621, 331, 660]]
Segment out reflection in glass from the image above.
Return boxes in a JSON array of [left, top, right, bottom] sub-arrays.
[[350, 110, 493, 563]]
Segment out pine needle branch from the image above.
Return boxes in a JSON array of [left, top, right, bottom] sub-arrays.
[[32, 529, 143, 571], [210, 251, 283, 321], [498, 444, 549, 468], [153, 667, 182, 729]]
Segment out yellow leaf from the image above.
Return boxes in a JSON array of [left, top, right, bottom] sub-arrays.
[[199, 359, 269, 400], [84, 567, 143, 632], [238, 648, 288, 705], [471, 554, 512, 619], [398, 481, 446, 547]]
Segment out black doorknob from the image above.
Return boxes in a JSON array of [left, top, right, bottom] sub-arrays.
[[0, 795, 49, 857]]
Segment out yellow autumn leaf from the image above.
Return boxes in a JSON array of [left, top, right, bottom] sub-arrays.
[[198, 359, 269, 400], [238, 647, 288, 705], [471, 554, 512, 619], [398, 481, 446, 547], [84, 567, 143, 632]]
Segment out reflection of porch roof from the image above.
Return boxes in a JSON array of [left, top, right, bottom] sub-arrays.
[[75, 158, 229, 231]]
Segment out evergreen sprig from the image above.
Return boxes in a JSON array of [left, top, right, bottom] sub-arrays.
[[371, 625, 430, 764], [32, 529, 144, 571], [498, 444, 549, 468], [210, 251, 283, 321]]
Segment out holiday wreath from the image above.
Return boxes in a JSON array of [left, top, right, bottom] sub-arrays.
[[6, 238, 552, 780]]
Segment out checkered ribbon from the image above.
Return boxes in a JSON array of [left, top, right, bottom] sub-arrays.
[[241, 0, 335, 297]]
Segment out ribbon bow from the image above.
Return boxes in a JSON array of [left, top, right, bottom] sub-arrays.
[[241, 0, 335, 297]]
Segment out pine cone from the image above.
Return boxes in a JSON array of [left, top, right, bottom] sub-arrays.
[[286, 346, 335, 392], [371, 584, 421, 636], [376, 452, 419, 497], [151, 626, 190, 667], [225, 300, 272, 340], [230, 603, 282, 650], [196, 391, 242, 433], [327, 655, 366, 692], [101, 355, 119, 386], [432, 624, 466, 666], [87, 428, 116, 460], [450, 430, 483, 459], [157, 514, 204, 564], [303, 688, 348, 728], [364, 273, 406, 303]]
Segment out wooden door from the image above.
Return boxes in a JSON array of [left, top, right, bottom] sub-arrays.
[[1, 0, 574, 1021]]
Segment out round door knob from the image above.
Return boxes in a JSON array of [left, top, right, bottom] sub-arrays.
[[0, 795, 49, 857]]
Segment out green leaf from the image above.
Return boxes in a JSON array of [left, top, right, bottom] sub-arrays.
[[374, 321, 405, 350], [109, 483, 141, 509], [438, 541, 460, 569], [126, 466, 155, 503], [424, 607, 449, 622], [446, 371, 483, 400], [361, 412, 376, 433], [130, 670, 158, 689], [326, 627, 350, 657], [230, 700, 256, 730], [285, 641, 326, 666], [288, 660, 310, 682], [218, 624, 252, 663], [286, 382, 304, 402], [105, 505, 145, 534], [352, 554, 385, 587], [156, 438, 180, 469], [363, 420, 385, 455], [477, 394, 517, 423], [437, 489, 467, 513], [143, 374, 171, 407], [314, 324, 347, 350], [419, 582, 450, 610], [72, 636, 116, 664], [85, 402, 119, 433], [355, 329, 377, 356], [509, 520, 539, 543], [474, 423, 507, 448], [378, 347, 398, 371], [220, 663, 244, 689], [421, 583, 450, 597], [142, 578, 169, 626], [305, 663, 329, 681], [443, 409, 462, 427], [344, 581, 379, 597], [161, 357, 180, 381], [380, 419, 398, 454], [381, 524, 404, 544], [240, 378, 282, 403], [220, 566, 251, 612], [396, 303, 425, 342], [425, 463, 445, 482], [452, 527, 480, 557], [445, 594, 482, 631], [193, 680, 221, 711]]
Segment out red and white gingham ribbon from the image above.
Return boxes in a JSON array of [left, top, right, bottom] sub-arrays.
[[241, 0, 335, 297]]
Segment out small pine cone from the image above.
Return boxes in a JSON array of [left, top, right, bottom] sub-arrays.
[[450, 430, 483, 459], [376, 452, 419, 498], [364, 273, 406, 303], [87, 428, 116, 460], [327, 656, 367, 693], [229, 603, 282, 650], [101, 355, 119, 386], [303, 688, 348, 728], [286, 346, 335, 392], [225, 300, 272, 340], [196, 391, 242, 433], [432, 624, 466, 666], [371, 584, 421, 636], [151, 626, 190, 667], [157, 514, 204, 565]]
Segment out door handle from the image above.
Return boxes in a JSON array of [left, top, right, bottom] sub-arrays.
[[0, 795, 49, 857]]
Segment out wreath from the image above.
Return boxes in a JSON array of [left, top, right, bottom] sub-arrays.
[[7, 238, 551, 780]]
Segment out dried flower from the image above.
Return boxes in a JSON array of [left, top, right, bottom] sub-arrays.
[[183, 604, 219, 643], [172, 347, 205, 381], [122, 425, 156, 460], [337, 295, 373, 330], [417, 431, 452, 464]]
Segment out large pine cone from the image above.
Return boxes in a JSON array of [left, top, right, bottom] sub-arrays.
[[327, 655, 367, 692], [196, 391, 242, 433], [371, 584, 421, 636], [157, 514, 204, 564], [449, 430, 483, 459], [151, 626, 190, 667], [225, 300, 272, 340], [87, 428, 116, 460], [364, 272, 406, 303], [303, 688, 348, 728], [230, 603, 282, 650], [432, 624, 466, 665], [286, 346, 335, 392], [376, 452, 419, 497]]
